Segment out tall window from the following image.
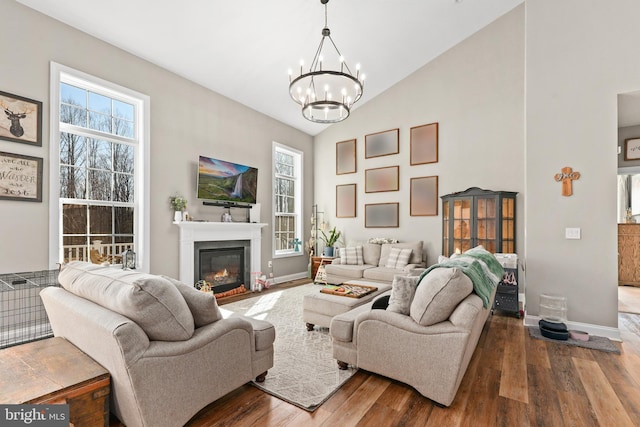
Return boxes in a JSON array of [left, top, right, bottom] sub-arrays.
[[273, 143, 302, 256], [49, 63, 150, 271]]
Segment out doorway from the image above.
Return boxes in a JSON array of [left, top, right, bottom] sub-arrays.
[[617, 91, 640, 328]]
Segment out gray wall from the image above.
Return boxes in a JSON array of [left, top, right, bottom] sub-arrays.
[[0, 1, 313, 278], [312, 6, 525, 269], [525, 0, 640, 330]]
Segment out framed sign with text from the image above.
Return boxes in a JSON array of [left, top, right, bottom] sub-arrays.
[[0, 151, 43, 202]]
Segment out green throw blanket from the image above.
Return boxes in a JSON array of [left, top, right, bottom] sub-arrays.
[[418, 247, 504, 308]]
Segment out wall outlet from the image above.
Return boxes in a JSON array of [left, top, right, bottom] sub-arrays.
[[565, 227, 581, 239], [268, 260, 272, 268]]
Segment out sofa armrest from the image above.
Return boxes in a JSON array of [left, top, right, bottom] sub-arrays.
[[402, 263, 425, 273], [331, 258, 342, 264], [143, 317, 255, 357], [353, 309, 469, 340]]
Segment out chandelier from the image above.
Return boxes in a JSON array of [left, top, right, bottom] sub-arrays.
[[288, 0, 365, 124]]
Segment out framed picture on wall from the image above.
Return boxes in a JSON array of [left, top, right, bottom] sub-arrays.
[[410, 122, 438, 165], [365, 128, 399, 158], [336, 139, 356, 175], [625, 137, 640, 160], [365, 166, 399, 193], [0, 151, 43, 202], [365, 203, 399, 228], [0, 90, 43, 146], [336, 184, 356, 218], [410, 176, 438, 216]]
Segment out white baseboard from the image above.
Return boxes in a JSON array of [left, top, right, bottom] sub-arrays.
[[524, 314, 621, 341], [269, 271, 309, 286]]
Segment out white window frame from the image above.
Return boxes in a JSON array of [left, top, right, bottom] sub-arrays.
[[272, 142, 303, 258], [48, 62, 151, 272]]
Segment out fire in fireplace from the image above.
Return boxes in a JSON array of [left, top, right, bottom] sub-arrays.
[[194, 240, 250, 294]]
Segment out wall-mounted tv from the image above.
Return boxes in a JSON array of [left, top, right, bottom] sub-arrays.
[[197, 155, 258, 205]]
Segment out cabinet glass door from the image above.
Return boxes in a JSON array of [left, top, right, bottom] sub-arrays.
[[443, 201, 450, 256], [453, 198, 472, 254], [502, 197, 515, 253], [476, 196, 497, 252]]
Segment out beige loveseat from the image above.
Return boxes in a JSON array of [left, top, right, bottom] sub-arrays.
[[41, 262, 275, 427], [324, 241, 425, 284], [330, 247, 501, 407]]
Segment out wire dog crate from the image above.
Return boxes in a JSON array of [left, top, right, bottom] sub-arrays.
[[0, 269, 60, 349]]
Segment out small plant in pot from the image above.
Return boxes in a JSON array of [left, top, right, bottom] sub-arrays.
[[320, 226, 341, 257]]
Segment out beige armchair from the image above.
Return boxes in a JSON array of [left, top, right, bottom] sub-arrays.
[[41, 262, 274, 427]]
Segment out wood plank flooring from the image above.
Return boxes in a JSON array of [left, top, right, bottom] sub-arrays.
[[110, 285, 640, 427]]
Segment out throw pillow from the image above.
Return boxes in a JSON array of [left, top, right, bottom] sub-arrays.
[[410, 267, 473, 326], [58, 261, 195, 341], [162, 275, 222, 327], [385, 247, 413, 269], [340, 246, 364, 265], [387, 275, 420, 315]]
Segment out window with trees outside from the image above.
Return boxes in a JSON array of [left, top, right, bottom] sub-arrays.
[[273, 143, 302, 256], [49, 63, 150, 271]]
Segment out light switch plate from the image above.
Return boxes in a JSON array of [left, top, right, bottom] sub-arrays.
[[565, 227, 581, 239]]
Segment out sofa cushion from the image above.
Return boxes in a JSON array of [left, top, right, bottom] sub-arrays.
[[379, 241, 423, 267], [162, 275, 222, 327], [384, 247, 413, 269], [362, 267, 408, 282], [387, 275, 420, 314], [410, 267, 473, 326], [324, 263, 374, 279], [362, 243, 382, 266], [59, 261, 195, 341], [339, 246, 364, 265]]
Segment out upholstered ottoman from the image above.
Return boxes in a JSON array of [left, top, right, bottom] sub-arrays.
[[303, 280, 392, 331]]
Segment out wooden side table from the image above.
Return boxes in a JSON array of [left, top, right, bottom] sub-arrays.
[[0, 337, 110, 426], [311, 256, 336, 281]]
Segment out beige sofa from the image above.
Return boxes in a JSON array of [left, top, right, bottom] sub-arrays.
[[41, 262, 275, 427], [330, 248, 502, 407], [324, 241, 425, 284]]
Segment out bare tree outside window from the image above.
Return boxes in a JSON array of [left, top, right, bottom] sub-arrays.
[[59, 83, 136, 264]]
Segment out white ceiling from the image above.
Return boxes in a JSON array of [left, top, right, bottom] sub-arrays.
[[18, 0, 528, 135]]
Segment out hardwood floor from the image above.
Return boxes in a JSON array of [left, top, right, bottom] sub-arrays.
[[111, 284, 640, 426]]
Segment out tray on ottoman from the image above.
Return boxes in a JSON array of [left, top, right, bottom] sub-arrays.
[[320, 283, 378, 298]]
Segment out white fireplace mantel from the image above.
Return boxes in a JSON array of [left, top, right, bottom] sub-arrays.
[[175, 221, 267, 289]]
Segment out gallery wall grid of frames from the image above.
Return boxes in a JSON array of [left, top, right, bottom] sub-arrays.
[[334, 122, 439, 226], [0, 90, 44, 203]]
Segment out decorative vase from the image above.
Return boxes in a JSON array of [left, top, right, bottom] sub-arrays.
[[625, 208, 636, 223], [174, 211, 183, 222], [323, 246, 334, 257]]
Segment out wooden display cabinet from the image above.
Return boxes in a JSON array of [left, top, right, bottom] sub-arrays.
[[442, 187, 517, 256], [618, 223, 640, 286]]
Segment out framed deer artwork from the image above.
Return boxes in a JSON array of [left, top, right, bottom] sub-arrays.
[[0, 91, 43, 146]]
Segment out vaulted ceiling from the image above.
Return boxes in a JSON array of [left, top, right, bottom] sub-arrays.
[[17, 0, 528, 135]]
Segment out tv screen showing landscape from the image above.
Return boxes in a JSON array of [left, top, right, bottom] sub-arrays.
[[197, 156, 258, 204]]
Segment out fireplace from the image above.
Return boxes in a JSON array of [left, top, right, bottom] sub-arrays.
[[175, 222, 266, 291], [194, 240, 251, 293]]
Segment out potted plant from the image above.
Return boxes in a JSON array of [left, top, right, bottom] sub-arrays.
[[170, 194, 187, 222], [320, 226, 341, 257]]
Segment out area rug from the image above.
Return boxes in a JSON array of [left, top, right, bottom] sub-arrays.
[[527, 326, 620, 354], [219, 283, 358, 411]]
